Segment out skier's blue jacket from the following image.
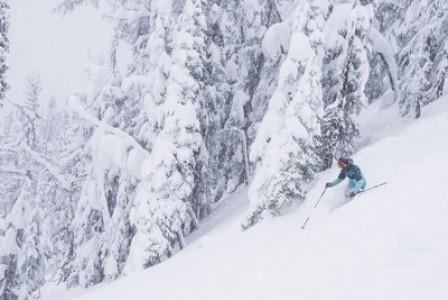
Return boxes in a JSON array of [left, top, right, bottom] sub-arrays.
[[328, 159, 366, 194], [336, 163, 364, 182]]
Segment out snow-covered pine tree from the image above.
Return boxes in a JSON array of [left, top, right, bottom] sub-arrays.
[[204, 0, 284, 207], [0, 199, 22, 300], [56, 0, 178, 285], [242, 0, 329, 229], [0, 117, 45, 300], [59, 0, 161, 284], [0, 0, 8, 106], [364, 49, 393, 104], [396, 0, 448, 117], [14, 184, 45, 300], [40, 103, 83, 284], [101, 171, 136, 281], [319, 1, 372, 168], [371, 0, 448, 117], [63, 133, 136, 287], [63, 60, 142, 287], [202, 0, 248, 204], [93, 2, 152, 280], [3, 76, 47, 299], [22, 74, 42, 148], [127, 0, 207, 270], [248, 0, 286, 131], [64, 161, 107, 287], [0, 0, 11, 216], [0, 74, 81, 296]]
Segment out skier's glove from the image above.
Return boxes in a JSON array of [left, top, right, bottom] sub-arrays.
[[325, 182, 332, 188], [348, 192, 356, 198]]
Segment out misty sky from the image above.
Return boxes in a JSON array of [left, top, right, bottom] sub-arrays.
[[7, 0, 112, 103]]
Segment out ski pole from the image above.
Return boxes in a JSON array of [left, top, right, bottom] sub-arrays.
[[301, 187, 327, 230], [314, 187, 328, 208], [301, 216, 311, 230]]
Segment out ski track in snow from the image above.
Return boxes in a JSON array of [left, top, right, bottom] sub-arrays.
[[43, 97, 448, 300]]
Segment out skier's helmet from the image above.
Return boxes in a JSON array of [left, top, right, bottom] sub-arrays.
[[337, 157, 349, 168]]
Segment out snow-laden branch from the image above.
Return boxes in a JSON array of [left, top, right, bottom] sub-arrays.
[[23, 145, 73, 190], [67, 96, 148, 155], [216, 127, 250, 186], [0, 145, 73, 190], [369, 28, 400, 102], [0, 167, 26, 179], [0, 147, 19, 154], [5, 99, 42, 122]]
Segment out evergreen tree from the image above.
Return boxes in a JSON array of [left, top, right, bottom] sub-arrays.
[[0, 178, 45, 300], [65, 167, 106, 287], [0, 201, 21, 300], [0, 76, 80, 296], [127, 0, 207, 270], [63, 61, 141, 287], [242, 0, 329, 228], [396, 0, 448, 117], [374, 0, 448, 117], [320, 1, 372, 168], [15, 185, 45, 300], [206, 0, 281, 201], [0, 0, 8, 106]]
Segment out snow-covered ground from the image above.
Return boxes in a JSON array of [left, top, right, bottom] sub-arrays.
[[43, 97, 448, 299]]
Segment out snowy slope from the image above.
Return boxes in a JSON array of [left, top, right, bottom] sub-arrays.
[[44, 97, 448, 299]]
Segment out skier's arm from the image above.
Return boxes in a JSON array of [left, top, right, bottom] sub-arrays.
[[326, 170, 346, 187], [327, 177, 343, 187]]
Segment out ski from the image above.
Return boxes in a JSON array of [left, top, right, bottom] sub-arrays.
[[354, 182, 387, 197]]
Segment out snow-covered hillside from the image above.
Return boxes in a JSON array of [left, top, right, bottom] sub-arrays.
[[43, 98, 448, 300]]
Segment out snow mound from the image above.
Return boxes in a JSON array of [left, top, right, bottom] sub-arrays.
[[262, 21, 290, 61]]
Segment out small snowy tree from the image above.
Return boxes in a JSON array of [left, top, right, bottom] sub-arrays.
[[22, 74, 42, 148], [0, 182, 45, 300], [0, 220, 20, 300], [16, 187, 45, 299]]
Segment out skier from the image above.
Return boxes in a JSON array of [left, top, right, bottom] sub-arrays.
[[325, 157, 366, 198]]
